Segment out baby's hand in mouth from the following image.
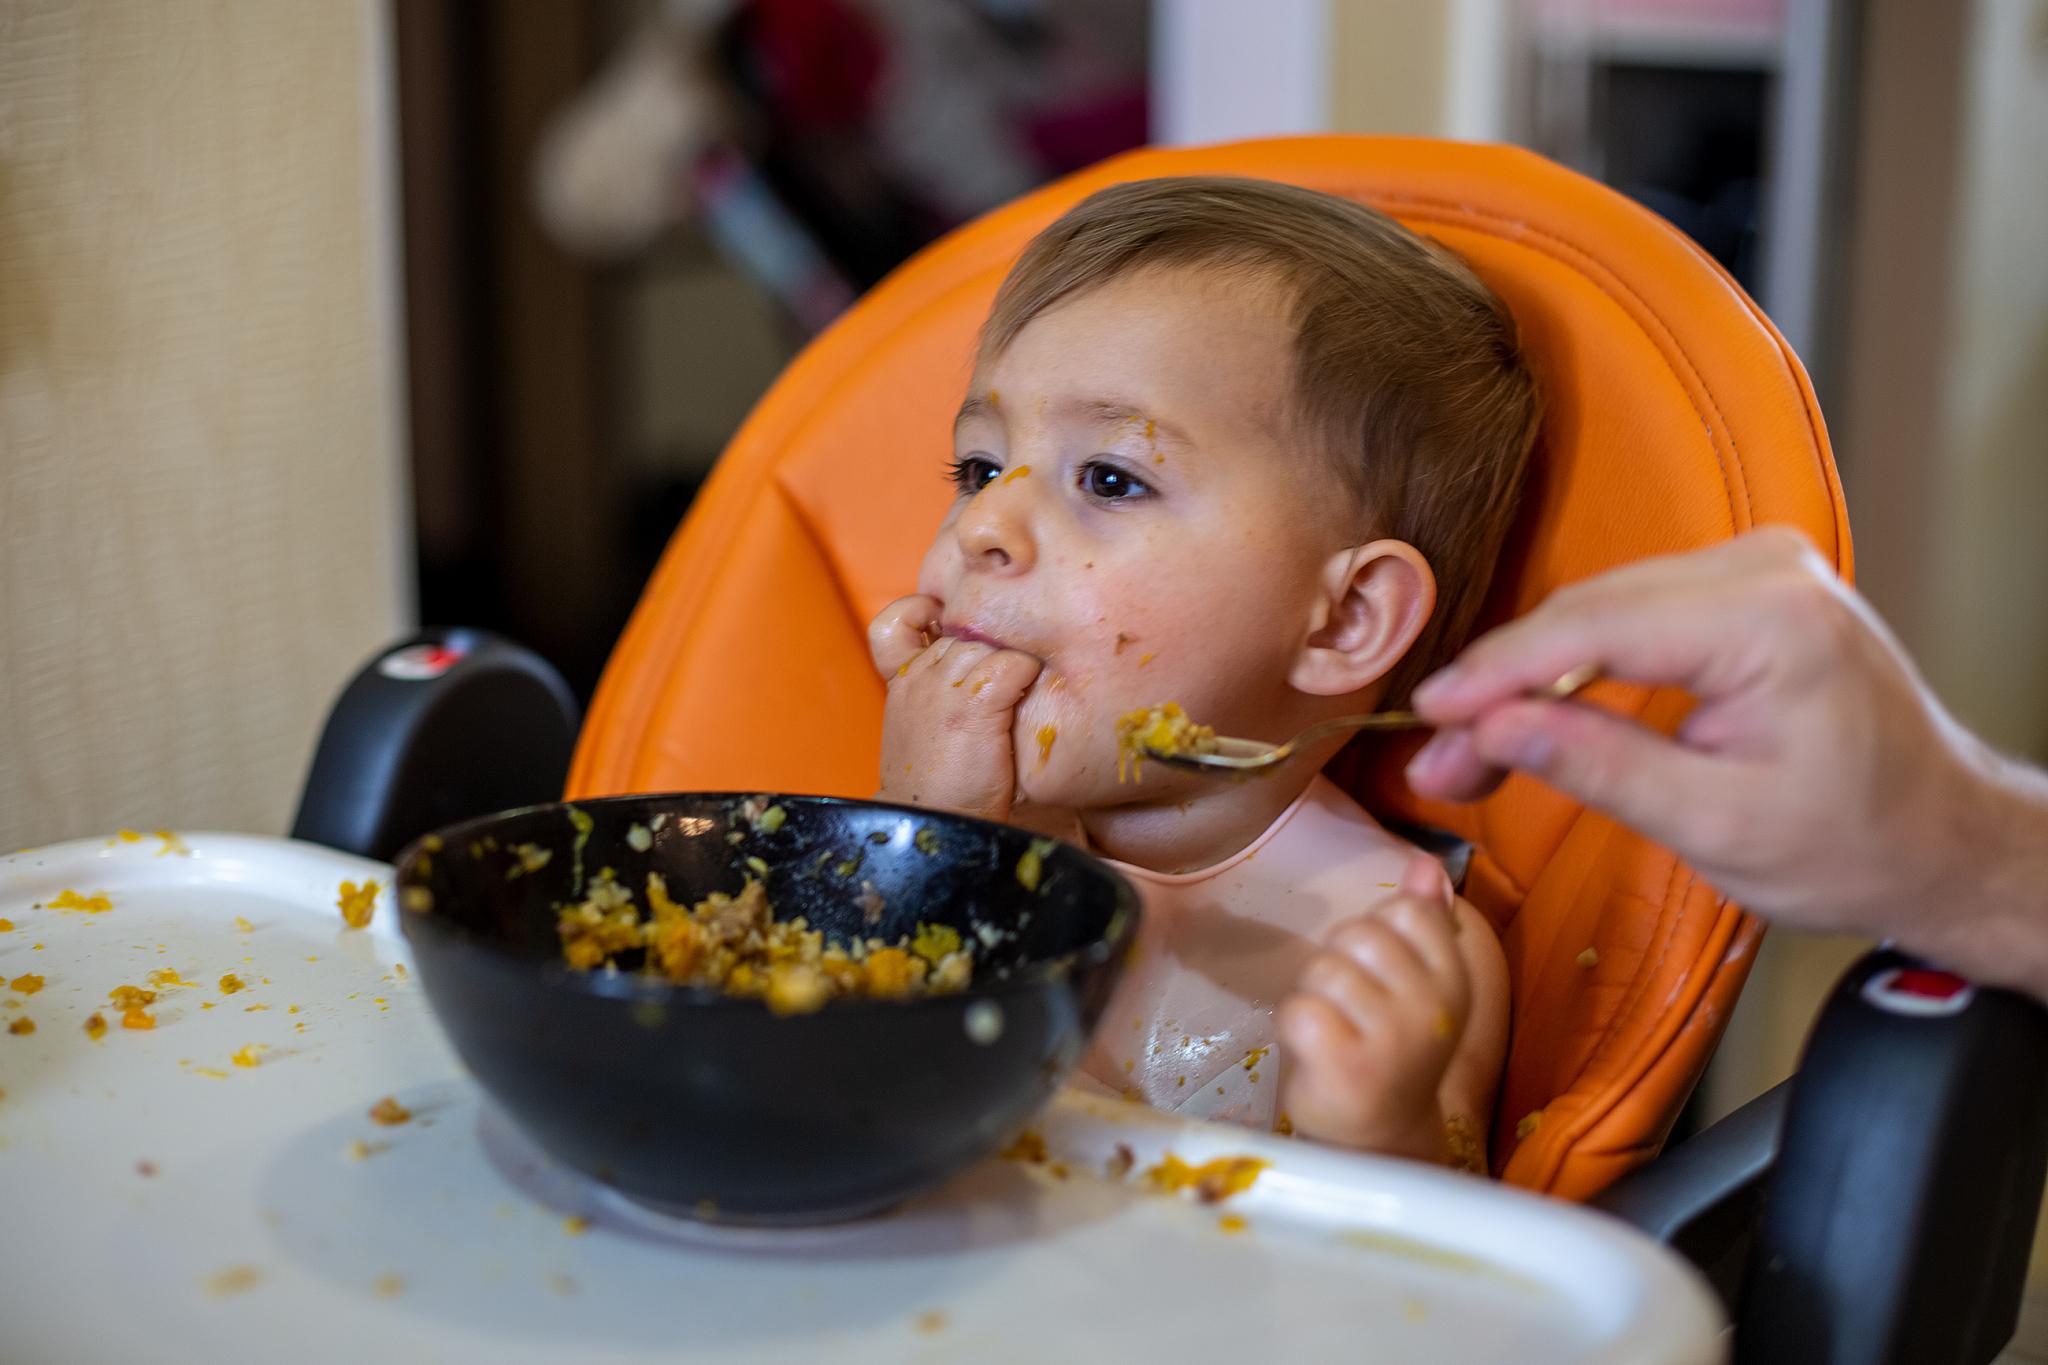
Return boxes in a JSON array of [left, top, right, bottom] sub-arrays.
[[869, 595, 1044, 822]]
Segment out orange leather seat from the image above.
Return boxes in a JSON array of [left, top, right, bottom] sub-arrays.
[[567, 136, 1851, 1200]]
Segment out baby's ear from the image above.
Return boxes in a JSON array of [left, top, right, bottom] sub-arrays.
[[1290, 540, 1436, 698]]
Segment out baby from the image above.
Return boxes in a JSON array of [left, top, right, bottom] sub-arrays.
[[866, 178, 1538, 1168]]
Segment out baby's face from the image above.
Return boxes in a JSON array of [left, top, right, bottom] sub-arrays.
[[918, 265, 1352, 810]]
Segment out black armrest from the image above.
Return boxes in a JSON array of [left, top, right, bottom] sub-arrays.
[[292, 629, 579, 862], [1593, 1079, 1787, 1308], [1736, 948, 2048, 1365]]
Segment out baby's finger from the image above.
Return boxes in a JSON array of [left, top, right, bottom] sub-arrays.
[[1298, 948, 1398, 1032], [905, 634, 962, 679], [1326, 917, 1435, 1002], [1377, 896, 1467, 986], [1277, 994, 1364, 1074], [1397, 852, 1453, 909], [868, 595, 943, 678], [1277, 996, 1372, 1134], [945, 646, 1043, 711]]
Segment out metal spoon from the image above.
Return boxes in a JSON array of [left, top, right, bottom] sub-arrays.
[[1140, 663, 1602, 776]]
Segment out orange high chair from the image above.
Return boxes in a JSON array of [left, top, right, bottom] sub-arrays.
[[298, 139, 2048, 1363], [570, 136, 1846, 1197]]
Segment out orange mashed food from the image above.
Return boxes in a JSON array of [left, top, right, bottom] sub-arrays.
[[1115, 703, 1218, 782], [108, 984, 156, 1011], [556, 872, 973, 1014], [368, 1096, 412, 1125], [1143, 1153, 1270, 1204], [337, 880, 381, 929]]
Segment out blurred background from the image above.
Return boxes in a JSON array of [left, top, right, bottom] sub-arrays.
[[2, 0, 2045, 1341]]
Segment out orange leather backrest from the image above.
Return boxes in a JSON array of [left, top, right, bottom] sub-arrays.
[[569, 137, 1850, 1199]]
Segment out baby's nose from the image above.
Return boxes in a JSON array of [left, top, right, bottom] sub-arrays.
[[955, 474, 1038, 573]]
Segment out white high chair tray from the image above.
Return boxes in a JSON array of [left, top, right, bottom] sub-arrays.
[[0, 834, 1722, 1364]]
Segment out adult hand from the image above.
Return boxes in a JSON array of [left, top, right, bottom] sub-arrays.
[[1403, 528, 2048, 1000]]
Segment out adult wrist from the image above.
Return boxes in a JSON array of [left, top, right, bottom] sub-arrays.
[[1908, 738, 2048, 1003]]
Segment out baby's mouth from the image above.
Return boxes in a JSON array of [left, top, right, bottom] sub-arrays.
[[940, 619, 1055, 671], [941, 623, 1012, 651]]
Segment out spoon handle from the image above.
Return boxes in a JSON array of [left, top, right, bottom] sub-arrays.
[[1297, 665, 1601, 748]]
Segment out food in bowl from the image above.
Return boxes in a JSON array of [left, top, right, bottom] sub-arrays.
[[556, 869, 975, 1014]]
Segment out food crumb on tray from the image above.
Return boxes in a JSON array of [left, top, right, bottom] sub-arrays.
[[337, 880, 381, 929], [203, 1265, 263, 1298], [1143, 1153, 1270, 1204], [368, 1097, 412, 1126]]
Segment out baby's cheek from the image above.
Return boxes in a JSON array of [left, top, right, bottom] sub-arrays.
[[1011, 682, 1096, 783]]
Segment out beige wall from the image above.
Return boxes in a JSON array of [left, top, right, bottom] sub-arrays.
[[1921, 0, 2048, 763], [0, 1, 409, 850]]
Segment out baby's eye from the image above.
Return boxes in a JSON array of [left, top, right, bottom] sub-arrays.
[[947, 456, 1001, 495], [1080, 459, 1151, 502]]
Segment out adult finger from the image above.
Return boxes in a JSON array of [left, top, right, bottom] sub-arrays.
[[1403, 725, 1510, 804], [1410, 529, 1826, 723], [1463, 697, 1748, 856]]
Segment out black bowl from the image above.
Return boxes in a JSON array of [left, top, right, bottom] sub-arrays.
[[396, 793, 1139, 1224]]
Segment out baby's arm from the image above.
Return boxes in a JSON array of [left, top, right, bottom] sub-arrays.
[[1277, 853, 1510, 1169], [867, 594, 1042, 822]]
